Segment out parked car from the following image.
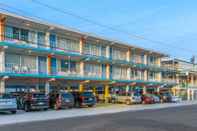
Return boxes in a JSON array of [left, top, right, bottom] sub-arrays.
[[72, 91, 96, 107], [171, 96, 182, 103], [159, 92, 172, 103], [0, 93, 17, 114], [151, 94, 160, 103], [142, 94, 154, 104], [49, 91, 74, 110], [18, 92, 49, 112], [111, 93, 142, 105]]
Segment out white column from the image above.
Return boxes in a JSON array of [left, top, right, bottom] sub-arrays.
[[127, 68, 131, 80], [45, 81, 50, 95], [187, 89, 191, 101], [106, 45, 110, 58], [80, 62, 84, 77], [0, 50, 5, 72], [0, 80, 5, 94], [45, 32, 50, 49], [144, 54, 147, 65]]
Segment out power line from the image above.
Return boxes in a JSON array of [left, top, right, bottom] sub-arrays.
[[26, 0, 197, 56], [0, 2, 196, 58]]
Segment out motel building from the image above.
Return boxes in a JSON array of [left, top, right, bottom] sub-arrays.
[[0, 12, 176, 102]]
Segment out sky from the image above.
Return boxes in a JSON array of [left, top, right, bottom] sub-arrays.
[[0, 0, 197, 61]]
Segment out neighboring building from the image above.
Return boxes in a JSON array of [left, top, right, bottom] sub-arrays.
[[162, 59, 197, 100], [0, 12, 173, 101]]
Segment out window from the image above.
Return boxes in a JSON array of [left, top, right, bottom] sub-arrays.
[[84, 63, 101, 77], [29, 31, 37, 44], [57, 37, 79, 52], [5, 26, 13, 39], [21, 29, 29, 42], [112, 48, 127, 61], [60, 60, 77, 72], [37, 32, 45, 46], [83, 42, 106, 57], [50, 34, 56, 49], [13, 27, 20, 40], [112, 66, 127, 79]]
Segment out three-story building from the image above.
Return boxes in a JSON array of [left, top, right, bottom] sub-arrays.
[[0, 12, 173, 101]]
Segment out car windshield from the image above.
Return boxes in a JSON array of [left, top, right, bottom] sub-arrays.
[[133, 93, 141, 97], [0, 94, 14, 99], [81, 92, 94, 97], [32, 93, 46, 98], [62, 93, 72, 98]]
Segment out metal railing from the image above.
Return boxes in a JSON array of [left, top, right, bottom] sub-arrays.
[[5, 63, 37, 74]]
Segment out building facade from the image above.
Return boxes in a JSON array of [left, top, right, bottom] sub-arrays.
[[0, 13, 174, 101], [162, 59, 197, 100]]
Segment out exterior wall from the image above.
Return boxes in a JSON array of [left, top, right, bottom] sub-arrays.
[[0, 14, 168, 95], [0, 15, 5, 41]]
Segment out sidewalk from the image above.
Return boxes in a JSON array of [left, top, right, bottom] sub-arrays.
[[0, 101, 197, 126]]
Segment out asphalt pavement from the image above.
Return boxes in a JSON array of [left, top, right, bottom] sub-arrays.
[[0, 105, 197, 131]]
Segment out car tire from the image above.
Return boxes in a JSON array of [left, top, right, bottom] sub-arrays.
[[54, 104, 59, 110], [24, 104, 30, 112], [88, 105, 94, 107], [11, 110, 16, 114], [43, 108, 48, 111], [111, 99, 116, 104], [125, 100, 131, 105]]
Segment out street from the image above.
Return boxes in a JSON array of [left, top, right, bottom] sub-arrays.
[[0, 104, 197, 131]]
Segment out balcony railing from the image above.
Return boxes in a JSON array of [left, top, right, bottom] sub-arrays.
[[5, 63, 38, 74], [3, 35, 81, 54], [0, 35, 175, 73], [84, 71, 103, 78], [131, 76, 145, 81], [162, 78, 177, 84]]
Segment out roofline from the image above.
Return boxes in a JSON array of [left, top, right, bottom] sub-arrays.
[[162, 58, 196, 65], [0, 11, 168, 57]]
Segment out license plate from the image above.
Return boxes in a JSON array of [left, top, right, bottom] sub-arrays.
[[38, 102, 44, 105], [65, 99, 70, 102], [89, 98, 93, 100]]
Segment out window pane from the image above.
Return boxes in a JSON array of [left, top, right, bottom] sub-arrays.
[[21, 29, 29, 42], [13, 27, 20, 40]]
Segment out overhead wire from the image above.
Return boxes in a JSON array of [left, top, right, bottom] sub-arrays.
[[0, 1, 196, 58]]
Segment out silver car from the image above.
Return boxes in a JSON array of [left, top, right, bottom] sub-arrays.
[[0, 94, 17, 114]]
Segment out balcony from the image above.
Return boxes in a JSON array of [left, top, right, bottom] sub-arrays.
[[5, 63, 38, 74]]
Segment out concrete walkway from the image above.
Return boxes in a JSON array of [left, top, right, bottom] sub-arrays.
[[0, 101, 197, 126]]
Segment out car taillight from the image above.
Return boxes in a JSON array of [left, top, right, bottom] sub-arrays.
[[80, 96, 85, 101], [58, 96, 62, 103]]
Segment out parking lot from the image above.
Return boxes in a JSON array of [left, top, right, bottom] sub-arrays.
[[1, 101, 197, 131], [0, 101, 197, 126]]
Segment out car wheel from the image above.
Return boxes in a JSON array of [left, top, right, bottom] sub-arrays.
[[125, 100, 131, 105], [54, 104, 59, 110], [24, 104, 30, 112], [111, 99, 116, 104], [88, 105, 94, 107], [43, 108, 48, 111], [11, 110, 16, 114]]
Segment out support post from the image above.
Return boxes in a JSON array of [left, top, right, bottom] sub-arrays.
[[0, 50, 5, 73], [104, 85, 110, 103], [106, 64, 110, 79], [0, 80, 5, 94], [80, 61, 84, 77], [79, 84, 84, 92], [79, 37, 84, 54], [45, 81, 50, 95], [47, 56, 51, 75], [0, 15, 6, 41], [143, 86, 146, 95]]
